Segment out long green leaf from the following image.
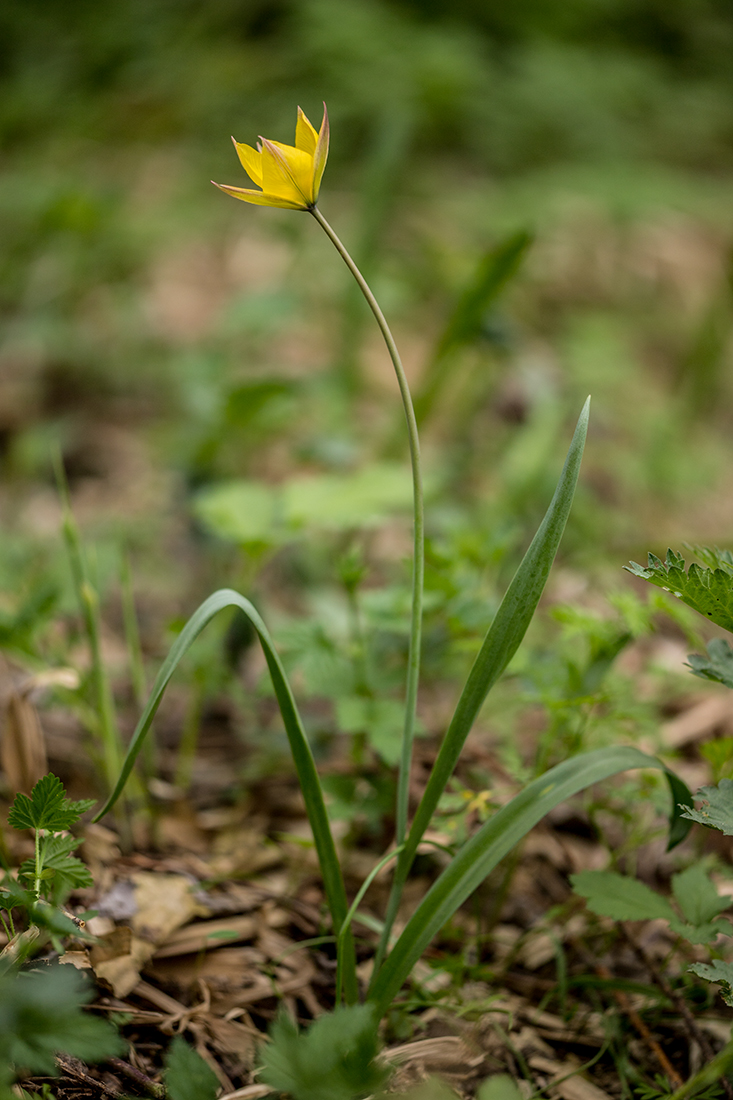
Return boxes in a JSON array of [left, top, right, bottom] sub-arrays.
[[373, 399, 590, 971], [390, 398, 588, 898], [368, 746, 691, 1014], [92, 589, 357, 1002]]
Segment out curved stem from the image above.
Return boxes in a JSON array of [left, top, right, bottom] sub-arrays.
[[311, 206, 424, 849], [335, 844, 404, 1005]]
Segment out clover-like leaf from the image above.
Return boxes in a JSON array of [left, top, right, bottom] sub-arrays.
[[626, 549, 733, 633], [7, 774, 94, 832], [680, 779, 733, 836]]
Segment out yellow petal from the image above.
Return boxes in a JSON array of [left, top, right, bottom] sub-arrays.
[[232, 139, 263, 187], [312, 104, 329, 201], [211, 181, 306, 210], [260, 139, 313, 206], [295, 107, 318, 156]]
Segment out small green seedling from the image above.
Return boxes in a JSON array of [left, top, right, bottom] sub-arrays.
[[1, 773, 94, 953]]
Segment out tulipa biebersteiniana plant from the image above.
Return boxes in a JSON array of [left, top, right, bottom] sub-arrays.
[[94, 105, 693, 1042]]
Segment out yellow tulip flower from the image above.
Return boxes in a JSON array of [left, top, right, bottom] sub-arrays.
[[212, 104, 329, 211]]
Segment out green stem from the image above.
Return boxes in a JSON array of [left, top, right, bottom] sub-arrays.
[[335, 845, 404, 1005], [311, 206, 424, 848], [34, 828, 42, 900]]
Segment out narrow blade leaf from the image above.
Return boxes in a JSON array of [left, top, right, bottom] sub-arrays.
[[402, 399, 590, 875], [92, 589, 356, 1001], [368, 746, 690, 1014]]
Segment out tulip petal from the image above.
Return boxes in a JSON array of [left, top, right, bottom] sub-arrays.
[[261, 139, 313, 206], [232, 139, 264, 187], [211, 181, 306, 210], [313, 104, 329, 201], [295, 107, 318, 156]]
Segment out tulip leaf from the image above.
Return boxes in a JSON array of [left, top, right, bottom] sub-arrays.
[[368, 745, 691, 1015], [92, 588, 357, 1003], [397, 399, 590, 879]]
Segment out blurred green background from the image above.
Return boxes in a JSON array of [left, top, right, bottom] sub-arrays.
[[2, 0, 733, 626]]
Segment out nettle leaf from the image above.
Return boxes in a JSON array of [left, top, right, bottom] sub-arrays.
[[0, 875, 31, 911], [681, 779, 733, 835], [164, 1036, 219, 1100], [570, 871, 676, 922], [29, 901, 82, 936], [672, 864, 731, 925], [688, 960, 733, 1007], [0, 964, 124, 1076], [688, 637, 733, 689], [260, 1005, 387, 1100], [19, 837, 92, 893], [626, 549, 733, 633], [8, 774, 95, 832]]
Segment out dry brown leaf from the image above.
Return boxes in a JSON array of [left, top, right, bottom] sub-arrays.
[[89, 873, 205, 996], [148, 946, 265, 996], [2, 690, 47, 794], [205, 1015, 258, 1070], [153, 914, 257, 958], [529, 1057, 613, 1100], [384, 1037, 483, 1071], [131, 872, 205, 942], [93, 935, 156, 998]]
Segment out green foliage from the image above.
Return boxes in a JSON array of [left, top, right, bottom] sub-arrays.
[[626, 549, 733, 633], [688, 638, 733, 690], [681, 779, 733, 836], [687, 961, 733, 1008], [194, 463, 417, 547], [414, 230, 533, 425], [2, 774, 94, 946], [477, 1076, 524, 1100], [0, 963, 124, 1100], [369, 747, 691, 1016], [164, 1036, 219, 1100], [571, 865, 733, 946], [259, 1005, 387, 1100], [8, 774, 94, 833]]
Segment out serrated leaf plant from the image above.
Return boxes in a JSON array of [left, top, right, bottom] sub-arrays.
[[1, 773, 93, 955], [0, 960, 124, 1100], [87, 103, 694, 1089], [626, 542, 733, 1011]]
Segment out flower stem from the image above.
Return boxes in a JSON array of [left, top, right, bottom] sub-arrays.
[[311, 206, 424, 848]]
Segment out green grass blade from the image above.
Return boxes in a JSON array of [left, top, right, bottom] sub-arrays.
[[92, 588, 357, 1002], [368, 746, 691, 1014]]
